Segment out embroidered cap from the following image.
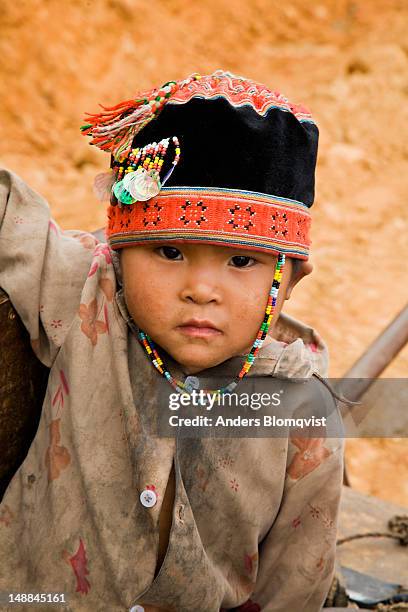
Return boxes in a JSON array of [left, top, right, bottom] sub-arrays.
[[82, 70, 318, 260]]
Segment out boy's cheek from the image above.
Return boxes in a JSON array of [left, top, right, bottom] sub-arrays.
[[123, 286, 174, 340], [123, 283, 152, 329]]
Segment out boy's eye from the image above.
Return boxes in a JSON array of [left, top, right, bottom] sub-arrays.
[[230, 255, 256, 268], [158, 246, 183, 260]]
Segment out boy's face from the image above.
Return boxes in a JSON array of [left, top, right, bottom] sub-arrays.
[[121, 243, 298, 374]]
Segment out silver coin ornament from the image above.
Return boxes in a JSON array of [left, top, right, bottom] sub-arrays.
[[184, 376, 201, 393], [123, 168, 162, 201]]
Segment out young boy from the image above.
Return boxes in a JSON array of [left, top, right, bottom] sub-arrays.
[[0, 71, 344, 612]]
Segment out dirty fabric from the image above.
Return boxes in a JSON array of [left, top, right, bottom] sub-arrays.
[[0, 169, 344, 612]]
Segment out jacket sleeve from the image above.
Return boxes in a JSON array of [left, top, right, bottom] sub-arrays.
[[249, 432, 344, 611], [0, 168, 98, 366]]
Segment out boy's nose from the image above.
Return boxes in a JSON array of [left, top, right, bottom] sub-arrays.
[[180, 280, 222, 305]]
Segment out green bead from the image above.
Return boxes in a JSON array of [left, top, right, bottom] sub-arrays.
[[113, 180, 135, 205]]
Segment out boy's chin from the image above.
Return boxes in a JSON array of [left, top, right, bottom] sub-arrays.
[[170, 347, 236, 375]]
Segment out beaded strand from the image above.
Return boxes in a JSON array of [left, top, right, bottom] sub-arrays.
[[137, 253, 285, 398], [112, 136, 181, 206]]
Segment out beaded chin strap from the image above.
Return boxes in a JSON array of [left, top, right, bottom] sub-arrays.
[[138, 253, 285, 397]]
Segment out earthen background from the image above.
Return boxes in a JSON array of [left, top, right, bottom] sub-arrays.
[[1, 0, 407, 505]]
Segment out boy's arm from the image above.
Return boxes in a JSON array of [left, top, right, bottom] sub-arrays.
[[0, 168, 97, 366], [249, 435, 344, 612]]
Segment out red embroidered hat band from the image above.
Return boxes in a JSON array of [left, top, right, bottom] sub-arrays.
[[107, 187, 311, 259]]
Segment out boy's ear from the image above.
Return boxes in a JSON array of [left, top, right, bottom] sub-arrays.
[[285, 259, 313, 300]]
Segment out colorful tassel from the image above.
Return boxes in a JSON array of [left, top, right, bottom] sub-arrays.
[[81, 75, 201, 161]]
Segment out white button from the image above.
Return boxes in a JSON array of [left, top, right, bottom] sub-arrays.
[[130, 606, 144, 612], [140, 489, 157, 508]]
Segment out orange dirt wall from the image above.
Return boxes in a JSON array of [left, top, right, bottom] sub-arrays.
[[1, 0, 407, 505]]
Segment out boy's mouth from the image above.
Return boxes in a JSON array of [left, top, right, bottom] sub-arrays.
[[176, 319, 223, 338]]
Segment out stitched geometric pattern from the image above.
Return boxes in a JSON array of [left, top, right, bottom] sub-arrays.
[[228, 204, 256, 231], [142, 201, 163, 228], [179, 200, 208, 226], [107, 187, 312, 260], [270, 211, 289, 238], [119, 206, 132, 230], [296, 217, 308, 243]]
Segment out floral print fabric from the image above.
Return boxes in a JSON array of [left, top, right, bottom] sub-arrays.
[[0, 170, 344, 612]]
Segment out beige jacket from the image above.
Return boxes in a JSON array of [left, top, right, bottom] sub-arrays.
[[0, 169, 344, 612]]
